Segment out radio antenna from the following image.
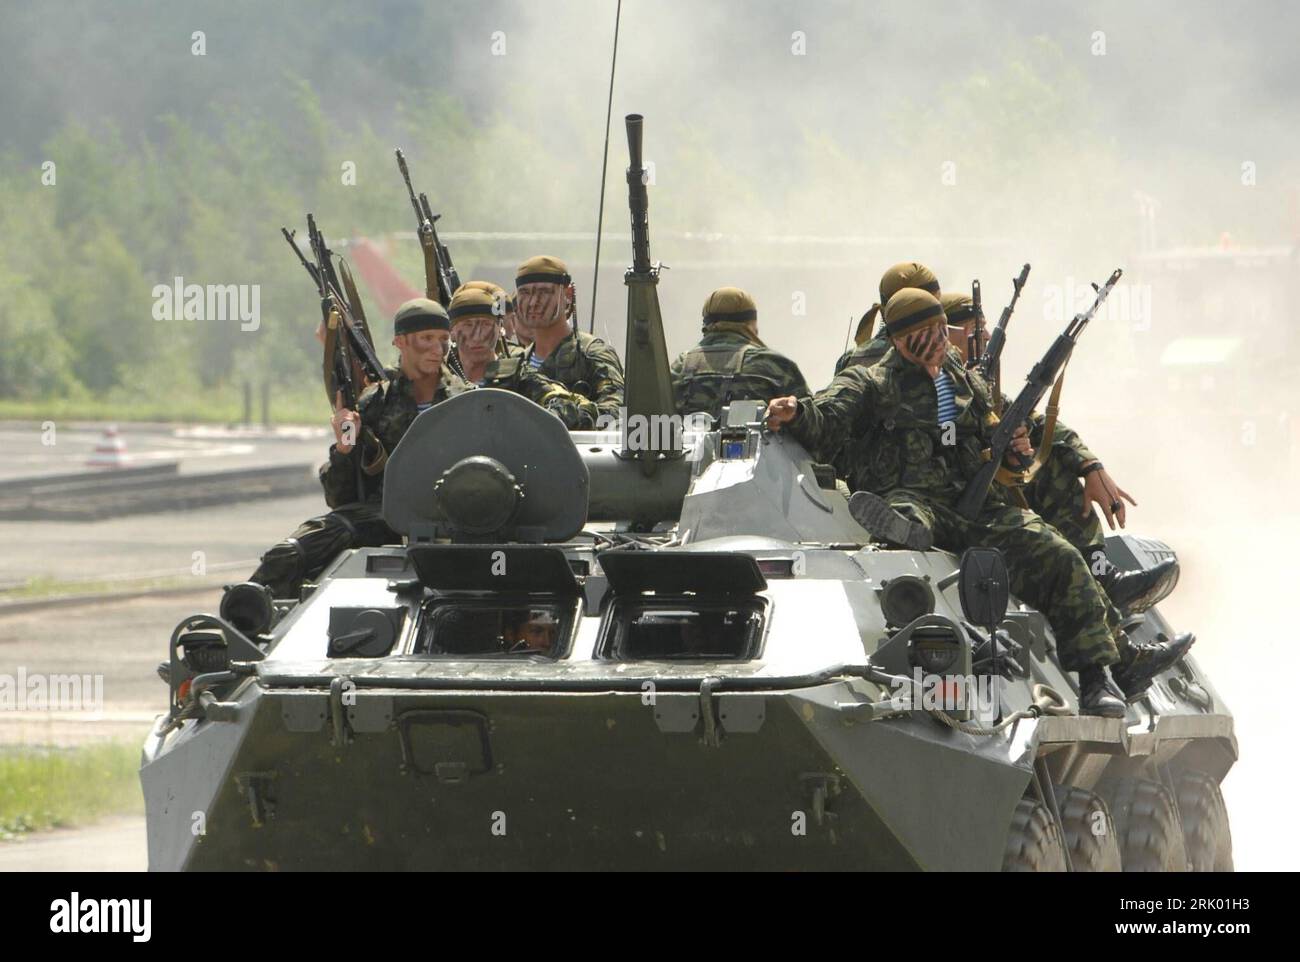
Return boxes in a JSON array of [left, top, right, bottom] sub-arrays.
[[588, 0, 623, 335]]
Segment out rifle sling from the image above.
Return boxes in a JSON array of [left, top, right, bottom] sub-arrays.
[[1023, 366, 1066, 483]]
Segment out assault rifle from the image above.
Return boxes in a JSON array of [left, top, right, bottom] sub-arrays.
[[956, 268, 1122, 521], [394, 148, 461, 306], [394, 148, 476, 378], [282, 216, 388, 496], [967, 278, 983, 371], [281, 218, 386, 402], [976, 262, 1031, 405]]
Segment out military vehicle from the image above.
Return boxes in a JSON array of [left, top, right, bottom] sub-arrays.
[[141, 115, 1234, 871]]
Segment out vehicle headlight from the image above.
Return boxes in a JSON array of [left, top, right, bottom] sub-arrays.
[[878, 574, 936, 628]]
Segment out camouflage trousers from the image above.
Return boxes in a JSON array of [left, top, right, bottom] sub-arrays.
[[249, 501, 399, 599], [884, 489, 1120, 671], [1021, 455, 1109, 577]]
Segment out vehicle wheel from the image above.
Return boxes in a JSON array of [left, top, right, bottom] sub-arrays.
[[1101, 777, 1188, 871], [1002, 797, 1067, 872], [1175, 771, 1233, 871], [1054, 785, 1122, 871]]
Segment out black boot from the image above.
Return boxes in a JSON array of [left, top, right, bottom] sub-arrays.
[[848, 491, 933, 550], [1077, 665, 1127, 718], [1097, 557, 1180, 615], [1113, 631, 1196, 700]]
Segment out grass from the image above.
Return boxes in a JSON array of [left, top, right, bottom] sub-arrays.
[[0, 742, 143, 839]]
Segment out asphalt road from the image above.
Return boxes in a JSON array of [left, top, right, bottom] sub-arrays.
[[0, 492, 323, 590], [0, 422, 327, 483], [0, 816, 146, 872]]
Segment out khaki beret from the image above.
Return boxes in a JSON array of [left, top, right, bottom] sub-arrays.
[[883, 288, 947, 337], [516, 255, 571, 287], [702, 287, 757, 324], [939, 292, 977, 325], [879, 262, 940, 304], [394, 297, 449, 335]]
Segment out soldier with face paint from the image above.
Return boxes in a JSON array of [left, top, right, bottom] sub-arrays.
[[449, 281, 511, 382], [513, 255, 624, 421], [838, 262, 1178, 617], [766, 288, 1191, 718], [447, 285, 600, 429], [834, 261, 941, 374]]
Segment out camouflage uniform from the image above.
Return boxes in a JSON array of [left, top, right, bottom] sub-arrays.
[[1023, 417, 1108, 570], [670, 325, 809, 422], [481, 354, 600, 429], [786, 348, 1120, 672], [838, 334, 1112, 573], [250, 364, 472, 598], [321, 365, 473, 507], [520, 328, 625, 421], [835, 325, 891, 374]]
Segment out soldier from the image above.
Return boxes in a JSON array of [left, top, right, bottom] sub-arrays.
[[449, 281, 509, 380], [513, 254, 624, 420], [451, 280, 525, 367], [841, 263, 1176, 615], [942, 290, 1179, 615], [834, 261, 941, 373], [827, 263, 941, 481], [503, 608, 560, 654], [246, 298, 472, 600], [448, 286, 601, 429], [669, 287, 810, 423], [765, 289, 1191, 716]]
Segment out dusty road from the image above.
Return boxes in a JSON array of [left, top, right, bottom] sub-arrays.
[[0, 816, 146, 872]]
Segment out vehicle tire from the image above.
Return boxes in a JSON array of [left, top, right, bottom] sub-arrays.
[[1101, 776, 1188, 871], [1054, 785, 1122, 871], [1175, 771, 1233, 872], [1002, 797, 1067, 872]]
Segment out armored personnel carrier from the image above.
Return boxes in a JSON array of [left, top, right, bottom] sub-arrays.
[[141, 116, 1234, 872]]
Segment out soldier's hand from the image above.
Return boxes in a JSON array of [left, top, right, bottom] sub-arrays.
[[332, 390, 361, 454], [765, 396, 799, 431], [1003, 423, 1034, 465], [1081, 462, 1137, 530]]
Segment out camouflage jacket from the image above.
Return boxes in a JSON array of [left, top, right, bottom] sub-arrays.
[[789, 349, 1009, 506], [521, 328, 625, 420], [670, 328, 810, 423], [832, 338, 1099, 477], [480, 355, 601, 430], [834, 326, 891, 374], [1028, 416, 1097, 476], [320, 364, 473, 508]]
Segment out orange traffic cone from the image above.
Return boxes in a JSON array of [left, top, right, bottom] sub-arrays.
[[86, 424, 130, 469]]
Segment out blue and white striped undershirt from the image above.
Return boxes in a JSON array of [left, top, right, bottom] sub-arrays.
[[527, 352, 545, 370], [933, 369, 958, 424]]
